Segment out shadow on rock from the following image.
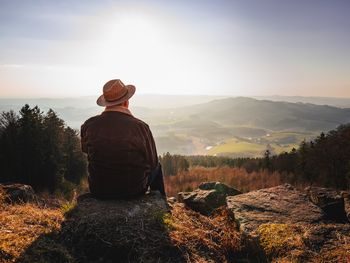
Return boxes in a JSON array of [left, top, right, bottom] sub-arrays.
[[16, 192, 186, 263]]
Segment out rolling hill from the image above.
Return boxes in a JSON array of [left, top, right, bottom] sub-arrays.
[[1, 96, 350, 157]]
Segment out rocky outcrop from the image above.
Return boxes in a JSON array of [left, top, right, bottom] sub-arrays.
[[178, 182, 241, 215], [0, 184, 36, 204], [225, 184, 350, 261], [59, 192, 183, 263], [305, 186, 348, 222], [226, 184, 324, 235]]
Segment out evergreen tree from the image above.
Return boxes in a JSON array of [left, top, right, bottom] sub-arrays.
[[17, 105, 45, 188], [62, 127, 87, 184], [0, 105, 87, 194], [263, 149, 272, 171], [0, 111, 20, 182]]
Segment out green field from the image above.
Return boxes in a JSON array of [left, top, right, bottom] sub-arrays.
[[207, 131, 315, 157]]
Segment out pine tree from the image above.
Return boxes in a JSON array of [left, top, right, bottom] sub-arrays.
[[0, 105, 87, 194]]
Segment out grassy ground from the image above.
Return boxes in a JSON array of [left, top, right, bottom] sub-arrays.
[[0, 189, 250, 263], [1, 188, 349, 263], [0, 191, 65, 262]]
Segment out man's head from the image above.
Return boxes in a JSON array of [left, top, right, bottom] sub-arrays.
[[97, 79, 135, 107]]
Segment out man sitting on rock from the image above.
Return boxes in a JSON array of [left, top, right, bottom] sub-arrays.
[[81, 79, 166, 198]]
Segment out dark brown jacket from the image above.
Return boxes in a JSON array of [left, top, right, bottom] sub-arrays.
[[81, 110, 158, 198]]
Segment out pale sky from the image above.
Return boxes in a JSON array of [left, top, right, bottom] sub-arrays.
[[0, 0, 349, 98]]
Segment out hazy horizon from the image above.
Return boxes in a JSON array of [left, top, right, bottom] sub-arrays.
[[1, 94, 350, 100], [1, 0, 350, 98]]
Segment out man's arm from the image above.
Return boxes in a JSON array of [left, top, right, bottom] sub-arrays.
[[80, 123, 88, 154], [144, 126, 158, 170]]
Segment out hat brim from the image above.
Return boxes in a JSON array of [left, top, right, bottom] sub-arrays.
[[96, 85, 136, 107]]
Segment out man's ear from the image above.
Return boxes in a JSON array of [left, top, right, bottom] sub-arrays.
[[124, 100, 129, 108]]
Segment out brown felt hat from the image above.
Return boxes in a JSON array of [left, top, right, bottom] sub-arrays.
[[97, 79, 136, 107]]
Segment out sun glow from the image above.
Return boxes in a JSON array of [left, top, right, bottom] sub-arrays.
[[2, 1, 349, 98], [88, 14, 169, 86], [86, 12, 234, 95]]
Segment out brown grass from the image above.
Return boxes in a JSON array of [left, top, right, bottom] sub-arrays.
[[317, 244, 350, 263], [168, 202, 245, 262], [0, 200, 64, 262], [0, 188, 6, 204], [165, 166, 283, 197]]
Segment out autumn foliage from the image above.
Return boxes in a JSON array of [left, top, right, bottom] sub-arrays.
[[164, 166, 284, 197]]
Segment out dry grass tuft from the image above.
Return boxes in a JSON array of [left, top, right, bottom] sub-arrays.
[[0, 201, 64, 262], [0, 187, 8, 205], [168, 202, 251, 262], [317, 244, 350, 263]]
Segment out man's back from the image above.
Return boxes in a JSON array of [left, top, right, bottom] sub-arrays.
[[81, 110, 158, 198]]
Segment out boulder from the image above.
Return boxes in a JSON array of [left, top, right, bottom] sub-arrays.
[[0, 183, 36, 203], [59, 192, 183, 263], [198, 181, 242, 196], [178, 182, 241, 215], [226, 184, 324, 235], [178, 189, 226, 215], [305, 187, 348, 223]]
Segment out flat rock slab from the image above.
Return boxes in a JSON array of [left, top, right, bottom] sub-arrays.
[[226, 184, 324, 234]]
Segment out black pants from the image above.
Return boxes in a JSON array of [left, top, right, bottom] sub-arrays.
[[148, 163, 166, 196]]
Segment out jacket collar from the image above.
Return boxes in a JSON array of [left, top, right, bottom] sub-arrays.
[[103, 106, 133, 116]]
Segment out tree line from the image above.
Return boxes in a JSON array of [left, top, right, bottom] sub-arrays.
[[269, 124, 350, 189], [0, 105, 87, 195], [160, 124, 350, 190], [1, 104, 349, 194]]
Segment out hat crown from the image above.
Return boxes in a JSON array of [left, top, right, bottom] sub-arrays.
[[97, 78, 135, 107], [103, 79, 128, 102]]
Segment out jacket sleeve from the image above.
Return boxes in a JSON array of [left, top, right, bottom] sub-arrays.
[[145, 126, 158, 170], [80, 123, 88, 154]]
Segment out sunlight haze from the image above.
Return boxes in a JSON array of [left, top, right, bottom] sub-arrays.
[[0, 0, 349, 98]]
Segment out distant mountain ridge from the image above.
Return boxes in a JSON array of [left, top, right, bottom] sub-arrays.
[[140, 97, 350, 155], [1, 96, 349, 156], [254, 95, 350, 108], [165, 97, 350, 132], [1, 94, 350, 109]]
